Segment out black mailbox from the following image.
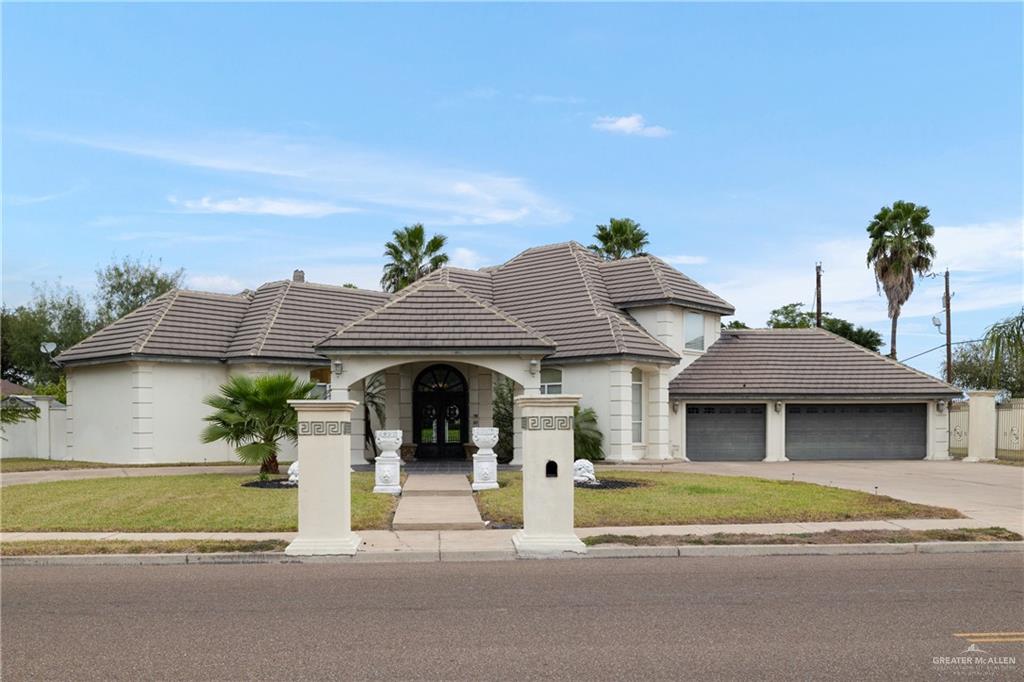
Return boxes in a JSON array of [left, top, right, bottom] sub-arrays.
[[545, 460, 558, 478]]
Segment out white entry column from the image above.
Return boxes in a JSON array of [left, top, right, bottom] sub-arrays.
[[512, 394, 587, 557], [286, 400, 362, 556]]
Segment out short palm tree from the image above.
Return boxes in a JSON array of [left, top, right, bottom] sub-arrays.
[[983, 308, 1024, 383], [381, 224, 449, 293], [588, 218, 650, 260], [866, 201, 936, 358], [201, 374, 316, 476], [574, 405, 604, 461]]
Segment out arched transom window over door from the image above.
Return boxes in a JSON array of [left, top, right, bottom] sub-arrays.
[[412, 364, 469, 460]]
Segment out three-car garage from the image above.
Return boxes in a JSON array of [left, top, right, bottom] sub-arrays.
[[670, 328, 960, 463]]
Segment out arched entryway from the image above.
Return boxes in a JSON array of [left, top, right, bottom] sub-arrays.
[[413, 364, 469, 460]]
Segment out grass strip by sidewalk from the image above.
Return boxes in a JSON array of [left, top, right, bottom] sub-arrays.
[[476, 472, 962, 527], [0, 458, 259, 473], [583, 527, 1022, 546], [1, 473, 394, 532], [0, 539, 289, 556]]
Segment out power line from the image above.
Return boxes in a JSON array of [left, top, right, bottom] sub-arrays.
[[899, 339, 982, 363]]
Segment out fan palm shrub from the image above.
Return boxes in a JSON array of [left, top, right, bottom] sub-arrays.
[[574, 405, 604, 461], [201, 374, 316, 476]]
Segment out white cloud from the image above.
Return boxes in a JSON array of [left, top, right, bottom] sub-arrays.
[[5, 184, 84, 206], [111, 230, 248, 244], [662, 254, 708, 266], [170, 195, 357, 218], [708, 218, 1023, 330], [592, 114, 671, 138], [449, 247, 487, 270], [185, 274, 245, 293], [57, 132, 569, 226]]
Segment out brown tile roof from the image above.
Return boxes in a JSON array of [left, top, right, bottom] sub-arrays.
[[1, 379, 31, 395], [58, 283, 385, 366], [225, 281, 387, 362], [316, 276, 556, 352], [57, 290, 251, 365], [669, 328, 961, 399], [489, 242, 681, 362], [599, 256, 735, 315]]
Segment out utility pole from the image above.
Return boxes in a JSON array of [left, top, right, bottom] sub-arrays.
[[815, 263, 823, 328], [944, 269, 952, 383]]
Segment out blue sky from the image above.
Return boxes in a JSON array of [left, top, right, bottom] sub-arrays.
[[3, 2, 1022, 376]]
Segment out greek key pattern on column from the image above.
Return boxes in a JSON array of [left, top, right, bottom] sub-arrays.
[[298, 421, 351, 436], [520, 415, 573, 431]]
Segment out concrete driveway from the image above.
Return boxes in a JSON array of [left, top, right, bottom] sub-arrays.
[[607, 460, 1024, 532]]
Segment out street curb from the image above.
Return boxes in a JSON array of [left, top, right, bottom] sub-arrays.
[[3, 541, 1021, 567]]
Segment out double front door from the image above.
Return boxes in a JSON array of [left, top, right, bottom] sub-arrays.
[[413, 365, 469, 460]]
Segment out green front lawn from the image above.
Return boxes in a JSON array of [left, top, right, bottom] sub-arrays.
[[583, 527, 1020, 546], [0, 458, 250, 473], [1, 473, 394, 532], [476, 471, 961, 527]]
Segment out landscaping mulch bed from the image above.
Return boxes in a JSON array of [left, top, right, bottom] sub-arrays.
[[574, 479, 644, 490], [583, 527, 1022, 547], [241, 479, 296, 490]]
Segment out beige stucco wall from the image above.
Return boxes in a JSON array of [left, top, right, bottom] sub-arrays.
[[66, 364, 134, 463]]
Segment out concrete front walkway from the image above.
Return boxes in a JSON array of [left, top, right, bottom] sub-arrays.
[[605, 460, 1024, 533], [1, 465, 258, 487], [391, 474, 485, 530]]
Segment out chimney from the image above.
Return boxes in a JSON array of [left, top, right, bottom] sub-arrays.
[[292, 269, 305, 283]]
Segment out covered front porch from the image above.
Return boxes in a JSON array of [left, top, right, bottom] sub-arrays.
[[328, 353, 544, 465]]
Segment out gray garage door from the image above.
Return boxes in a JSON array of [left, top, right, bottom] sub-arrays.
[[686, 404, 766, 461], [785, 404, 927, 460]]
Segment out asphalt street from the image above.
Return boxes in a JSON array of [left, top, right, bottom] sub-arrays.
[[2, 554, 1022, 680]]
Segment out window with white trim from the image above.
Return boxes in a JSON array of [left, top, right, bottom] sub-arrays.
[[631, 368, 644, 443], [684, 311, 705, 351], [540, 368, 563, 395]]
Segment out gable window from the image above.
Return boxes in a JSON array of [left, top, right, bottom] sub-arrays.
[[631, 368, 644, 443], [540, 368, 563, 395], [684, 311, 705, 351]]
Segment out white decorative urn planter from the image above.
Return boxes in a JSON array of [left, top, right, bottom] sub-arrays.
[[373, 429, 403, 494], [471, 427, 500, 492]]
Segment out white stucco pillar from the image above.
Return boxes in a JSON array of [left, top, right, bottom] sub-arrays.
[[286, 400, 361, 556], [476, 368, 493, 427], [607, 363, 634, 461], [384, 369, 401, 430], [350, 382, 367, 463], [512, 394, 586, 556], [511, 372, 541, 466], [965, 391, 997, 462], [926, 400, 951, 461], [645, 368, 671, 460], [764, 401, 788, 462]]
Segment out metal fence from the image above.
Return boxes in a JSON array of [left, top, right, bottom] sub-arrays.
[[949, 398, 1024, 462], [997, 399, 1024, 462]]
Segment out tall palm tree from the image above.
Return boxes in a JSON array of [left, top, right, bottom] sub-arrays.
[[866, 201, 936, 358], [201, 374, 316, 476], [380, 224, 449, 293], [588, 217, 650, 260]]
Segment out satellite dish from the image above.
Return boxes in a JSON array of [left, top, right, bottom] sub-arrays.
[[40, 341, 57, 355]]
